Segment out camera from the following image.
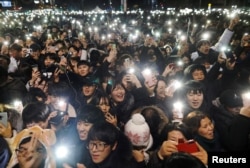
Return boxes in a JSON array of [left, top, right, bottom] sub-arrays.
[[176, 139, 199, 153], [49, 110, 67, 125]]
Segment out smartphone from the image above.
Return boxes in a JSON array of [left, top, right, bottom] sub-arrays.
[[0, 112, 8, 127], [176, 139, 199, 153]]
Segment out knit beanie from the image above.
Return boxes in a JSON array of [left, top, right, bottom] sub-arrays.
[[124, 113, 153, 151]]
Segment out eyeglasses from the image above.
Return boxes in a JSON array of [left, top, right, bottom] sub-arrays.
[[87, 141, 109, 151], [15, 147, 45, 156]]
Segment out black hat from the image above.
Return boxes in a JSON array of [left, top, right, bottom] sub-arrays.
[[219, 90, 243, 108]]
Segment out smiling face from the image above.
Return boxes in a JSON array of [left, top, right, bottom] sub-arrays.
[[110, 84, 125, 104], [198, 117, 214, 140], [88, 140, 115, 164], [156, 80, 167, 100], [77, 121, 93, 140], [82, 85, 96, 97], [186, 90, 204, 109]]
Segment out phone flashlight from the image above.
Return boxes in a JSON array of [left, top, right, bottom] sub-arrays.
[[55, 145, 68, 159], [57, 100, 66, 107], [128, 68, 135, 74], [173, 80, 182, 90], [173, 101, 184, 119], [142, 68, 152, 76]]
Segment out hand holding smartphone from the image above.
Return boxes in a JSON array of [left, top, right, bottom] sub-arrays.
[[176, 139, 199, 153]]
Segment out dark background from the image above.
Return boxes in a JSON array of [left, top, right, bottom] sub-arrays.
[[2, 0, 250, 10]]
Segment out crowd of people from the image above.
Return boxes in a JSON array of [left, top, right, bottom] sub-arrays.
[[0, 7, 250, 168]]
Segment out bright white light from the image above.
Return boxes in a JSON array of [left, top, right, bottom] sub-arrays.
[[173, 80, 182, 89], [155, 32, 160, 37], [128, 68, 135, 74], [180, 35, 186, 41], [243, 92, 250, 99], [58, 100, 65, 107], [142, 68, 151, 76], [56, 146, 68, 159], [13, 100, 22, 108], [173, 101, 183, 111], [202, 33, 210, 40]]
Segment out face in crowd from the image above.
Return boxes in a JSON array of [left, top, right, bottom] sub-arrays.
[[110, 84, 126, 104], [77, 120, 93, 141], [198, 117, 214, 140], [192, 70, 205, 81], [186, 90, 204, 109], [198, 42, 210, 55]]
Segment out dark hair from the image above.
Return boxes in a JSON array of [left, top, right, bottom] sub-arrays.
[[68, 45, 80, 52], [77, 60, 91, 67], [183, 111, 211, 136], [43, 53, 59, 62], [77, 104, 105, 124], [140, 106, 169, 150], [89, 91, 110, 107], [23, 88, 47, 106], [163, 152, 206, 168], [154, 75, 167, 94], [30, 43, 41, 52], [106, 80, 125, 96], [117, 54, 133, 66], [196, 40, 210, 49], [86, 121, 134, 166], [183, 64, 207, 81], [47, 82, 70, 98], [9, 43, 22, 52], [87, 122, 119, 146], [183, 80, 205, 96], [165, 123, 192, 140], [22, 102, 51, 127]]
